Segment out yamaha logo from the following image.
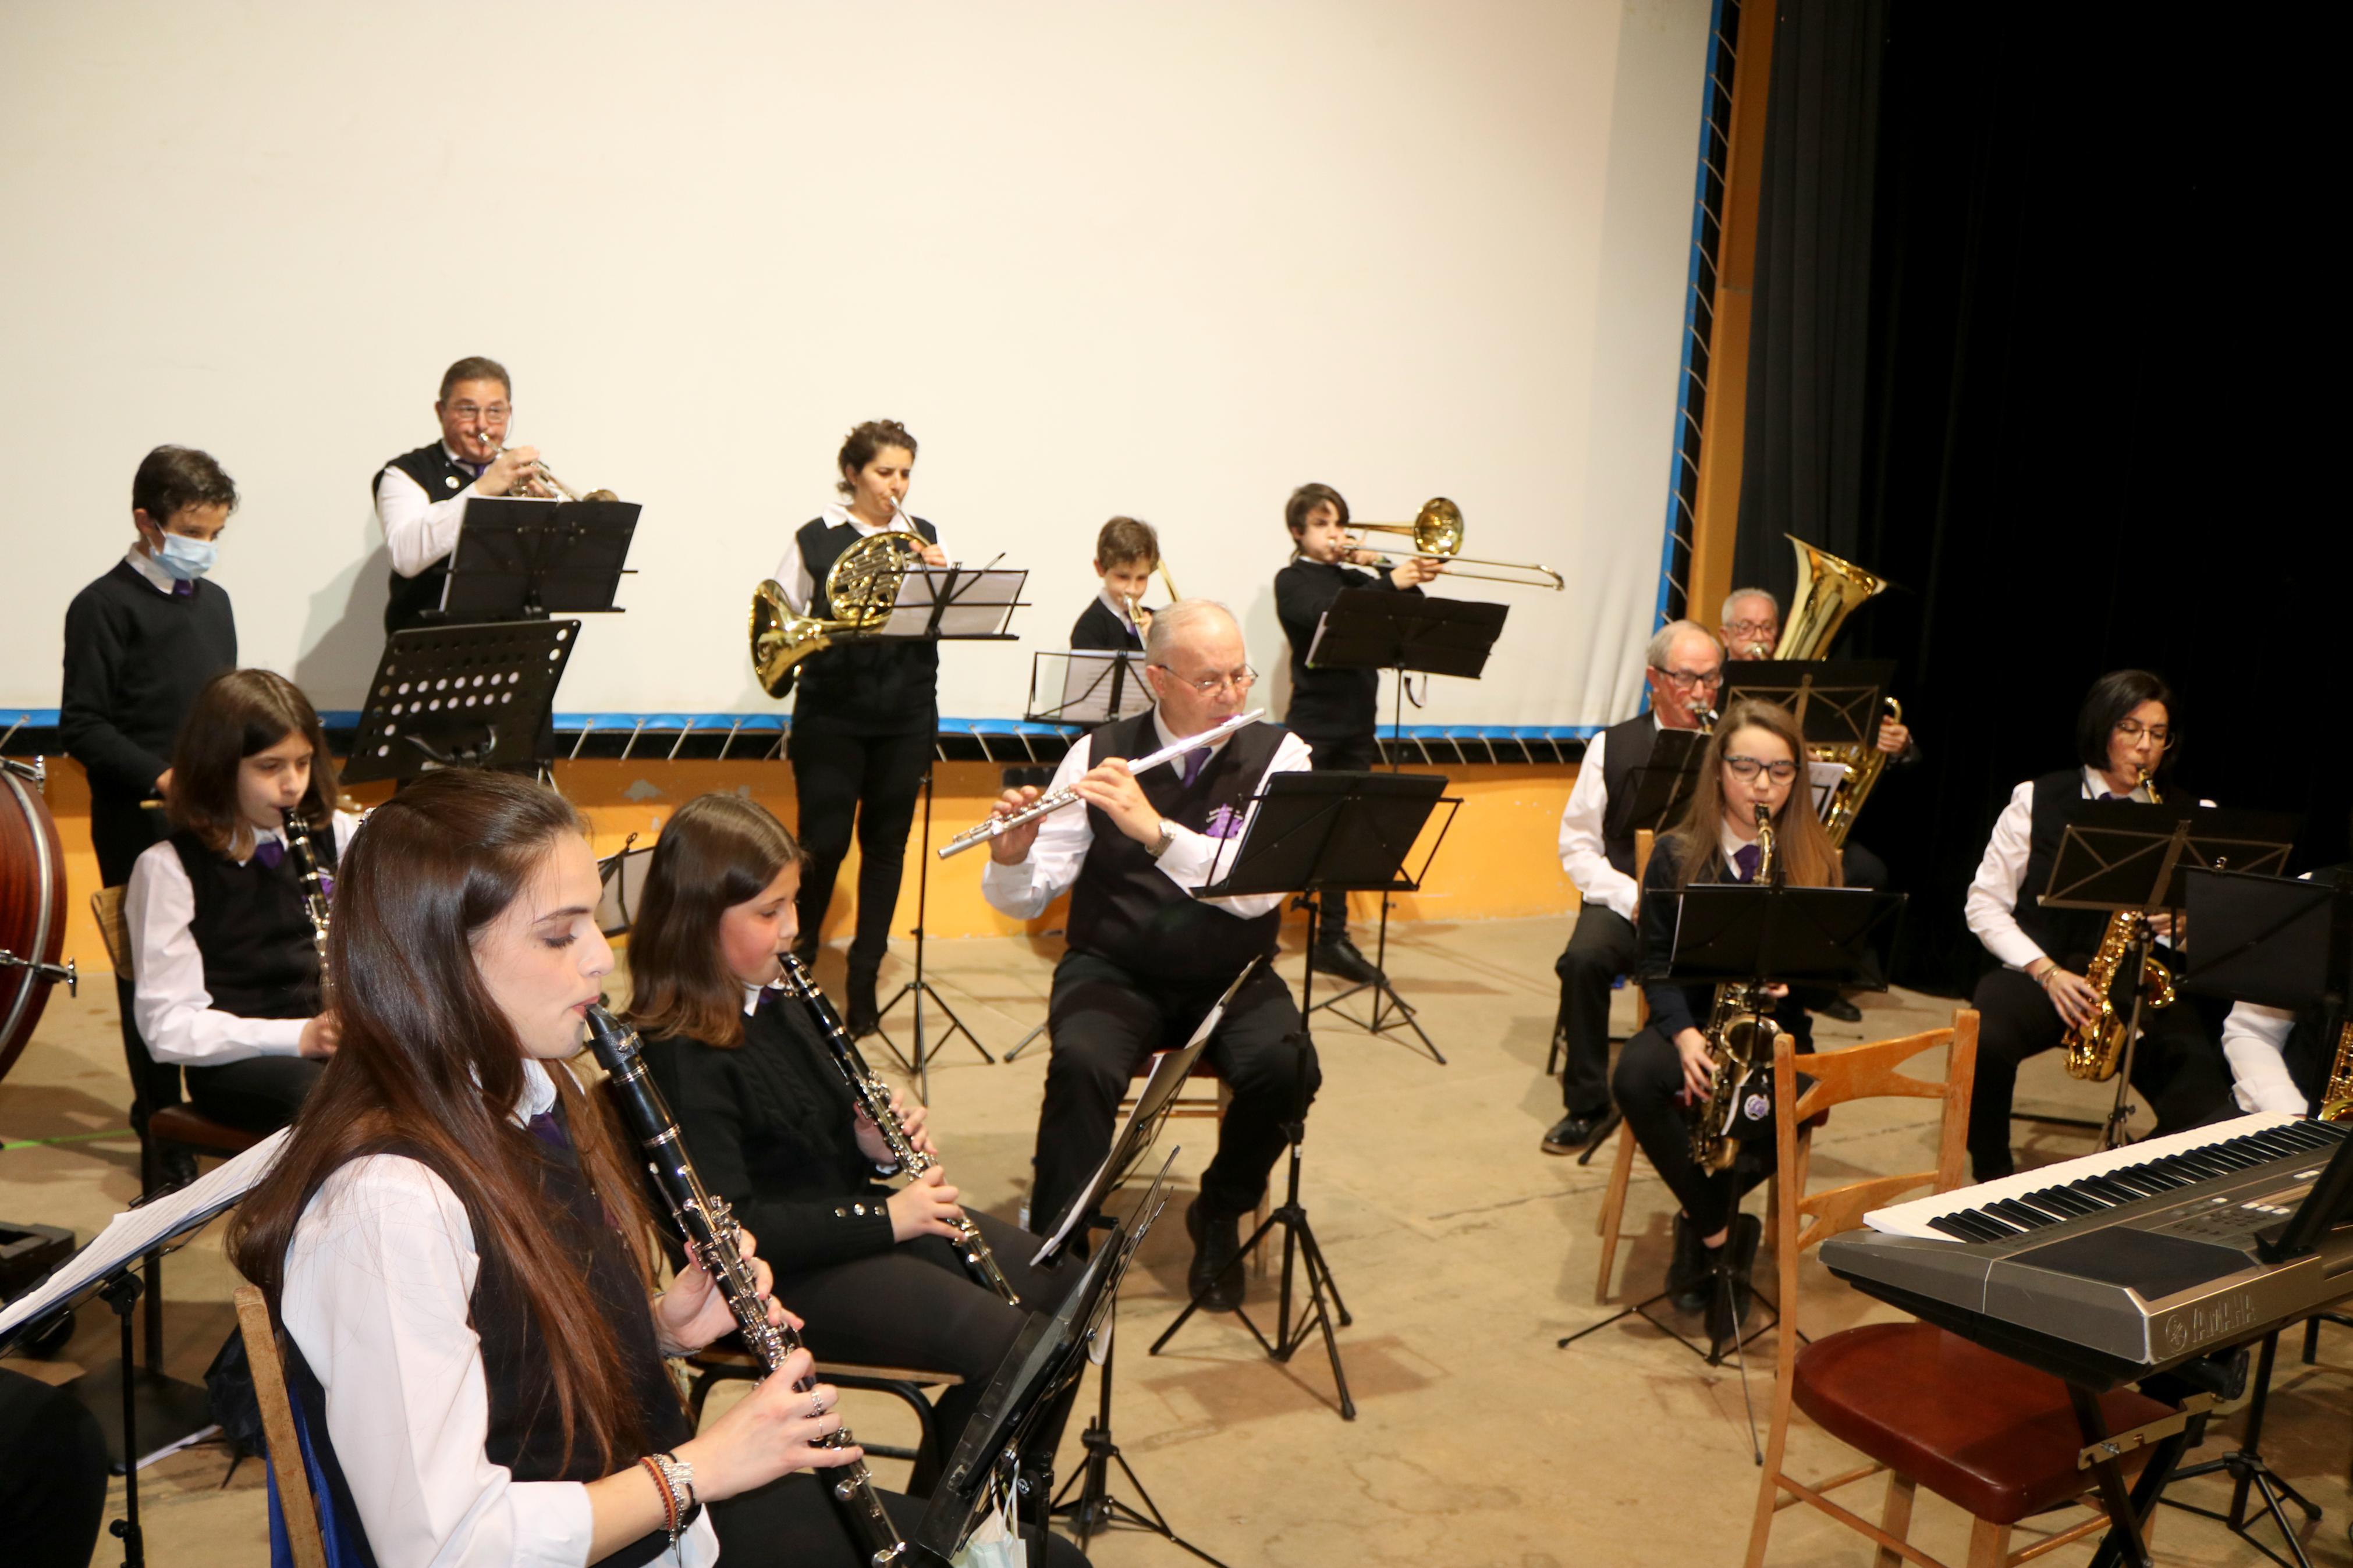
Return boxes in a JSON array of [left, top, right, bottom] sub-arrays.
[[2165, 1315, 2189, 1353]]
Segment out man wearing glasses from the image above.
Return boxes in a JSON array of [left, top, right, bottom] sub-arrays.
[[1542, 620, 1725, 1155], [981, 599, 1315, 1311], [1960, 668, 2231, 1178], [372, 356, 552, 634]]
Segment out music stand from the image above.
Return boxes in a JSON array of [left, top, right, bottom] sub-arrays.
[[595, 834, 654, 937], [1024, 650, 1154, 728], [342, 620, 580, 784], [2038, 800, 2299, 1150], [436, 496, 638, 621], [1299, 589, 1505, 1062], [1, 1129, 289, 1568], [1148, 770, 1456, 1420], [857, 567, 1030, 1094]]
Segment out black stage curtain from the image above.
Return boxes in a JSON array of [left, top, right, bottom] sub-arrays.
[[1731, 5, 2343, 996]]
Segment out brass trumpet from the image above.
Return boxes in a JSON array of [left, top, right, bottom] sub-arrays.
[[1346, 497, 1565, 590]]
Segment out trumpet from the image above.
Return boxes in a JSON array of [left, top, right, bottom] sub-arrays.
[[1123, 559, 1182, 628], [485, 441, 616, 504], [939, 709, 1265, 859], [1346, 497, 1565, 590]]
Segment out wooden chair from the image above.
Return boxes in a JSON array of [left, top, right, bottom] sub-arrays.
[[235, 1283, 329, 1568], [94, 886, 265, 1365], [1744, 1009, 2177, 1568], [682, 1345, 962, 1483]]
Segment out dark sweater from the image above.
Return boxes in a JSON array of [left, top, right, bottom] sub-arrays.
[[641, 1001, 897, 1277], [59, 561, 237, 802], [1070, 597, 1143, 652], [1273, 557, 1419, 740]]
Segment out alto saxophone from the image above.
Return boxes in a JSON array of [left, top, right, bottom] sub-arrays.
[[777, 955, 1019, 1304], [1691, 804, 1780, 1174], [282, 808, 334, 1009], [2060, 770, 2177, 1082], [582, 1005, 910, 1565], [2317, 1021, 2353, 1123]]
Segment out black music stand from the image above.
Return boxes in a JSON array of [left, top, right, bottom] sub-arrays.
[[1560, 884, 1904, 1402], [862, 567, 1028, 1094], [1148, 770, 1456, 1420], [436, 496, 638, 621], [342, 620, 578, 784], [1025, 650, 1153, 729], [2038, 801, 2299, 1150], [1720, 659, 1896, 748], [1299, 589, 1504, 1062], [595, 834, 652, 937]]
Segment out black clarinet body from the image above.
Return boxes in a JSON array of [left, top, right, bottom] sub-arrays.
[[581, 1004, 909, 1566], [776, 954, 1020, 1305], [281, 808, 334, 1008]]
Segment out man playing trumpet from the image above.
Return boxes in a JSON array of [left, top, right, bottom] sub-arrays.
[[979, 600, 1315, 1312], [373, 355, 563, 634]]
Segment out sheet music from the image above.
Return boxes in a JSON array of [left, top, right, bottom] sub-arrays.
[[1051, 650, 1152, 725], [0, 1128, 290, 1344], [879, 566, 1026, 639], [1808, 759, 1849, 824]]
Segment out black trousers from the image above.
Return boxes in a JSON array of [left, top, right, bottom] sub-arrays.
[[1301, 731, 1378, 940], [780, 1208, 1074, 1470], [1554, 904, 1639, 1117], [0, 1368, 108, 1568], [712, 1473, 1087, 1566], [1032, 955, 1314, 1236], [1966, 963, 2234, 1181], [182, 1054, 325, 1135], [1613, 1025, 1786, 1238], [789, 725, 932, 969]]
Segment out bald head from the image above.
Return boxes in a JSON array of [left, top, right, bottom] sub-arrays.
[[1644, 619, 1723, 730], [1144, 599, 1253, 738]]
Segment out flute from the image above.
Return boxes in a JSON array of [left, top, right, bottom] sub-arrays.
[[776, 954, 1018, 1303], [937, 709, 1265, 859], [581, 1005, 908, 1565]]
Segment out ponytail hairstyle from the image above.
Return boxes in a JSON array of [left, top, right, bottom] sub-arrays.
[[166, 669, 339, 858], [1662, 698, 1843, 890], [623, 794, 802, 1048], [228, 770, 663, 1474]]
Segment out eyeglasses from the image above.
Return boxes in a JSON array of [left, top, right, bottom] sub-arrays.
[[1724, 756, 1799, 783], [1152, 664, 1258, 696], [1724, 619, 1777, 638], [1657, 667, 1723, 691], [2113, 720, 2173, 747], [447, 403, 510, 423]]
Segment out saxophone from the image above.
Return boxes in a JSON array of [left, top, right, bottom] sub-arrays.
[[2060, 770, 2177, 1082], [1691, 804, 1781, 1174], [2320, 1022, 2353, 1123], [581, 1005, 910, 1565], [777, 953, 1019, 1304], [282, 808, 335, 1009]]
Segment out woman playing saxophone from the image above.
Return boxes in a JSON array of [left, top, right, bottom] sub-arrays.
[[1609, 699, 1841, 1349]]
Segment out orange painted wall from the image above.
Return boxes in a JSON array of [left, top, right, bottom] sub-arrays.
[[25, 755, 1583, 976]]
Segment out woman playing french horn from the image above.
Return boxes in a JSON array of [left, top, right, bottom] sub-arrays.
[[1609, 698, 1840, 1347]]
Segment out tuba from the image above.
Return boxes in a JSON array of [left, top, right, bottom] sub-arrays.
[[1771, 536, 1897, 847], [1691, 805, 1780, 1174], [2061, 769, 2176, 1082], [749, 531, 931, 699]]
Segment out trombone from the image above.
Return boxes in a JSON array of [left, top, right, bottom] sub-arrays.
[[1123, 559, 1183, 625], [1347, 497, 1564, 590]]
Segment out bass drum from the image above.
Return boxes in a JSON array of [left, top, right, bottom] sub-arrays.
[[0, 759, 70, 1086]]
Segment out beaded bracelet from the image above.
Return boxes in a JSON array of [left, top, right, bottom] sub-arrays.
[[638, 1453, 680, 1544]]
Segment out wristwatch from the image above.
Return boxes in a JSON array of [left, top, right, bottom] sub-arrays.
[[1147, 820, 1177, 860]]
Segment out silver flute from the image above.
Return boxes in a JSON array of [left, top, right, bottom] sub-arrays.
[[776, 954, 1018, 1303], [936, 708, 1265, 859]]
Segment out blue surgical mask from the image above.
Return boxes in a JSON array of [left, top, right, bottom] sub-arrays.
[[154, 532, 217, 581]]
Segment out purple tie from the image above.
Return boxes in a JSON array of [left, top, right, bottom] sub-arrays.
[[2099, 791, 2121, 802], [254, 839, 284, 869], [1733, 843, 1762, 883], [171, 579, 194, 599], [1179, 748, 1211, 787], [526, 1110, 569, 1151]]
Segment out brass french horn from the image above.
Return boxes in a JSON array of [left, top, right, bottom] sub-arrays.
[[749, 530, 929, 699]]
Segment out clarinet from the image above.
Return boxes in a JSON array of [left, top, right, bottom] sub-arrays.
[[581, 1005, 909, 1566], [281, 809, 334, 1008], [776, 954, 1020, 1305]]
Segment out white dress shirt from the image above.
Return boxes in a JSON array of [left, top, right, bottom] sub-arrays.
[[281, 1058, 718, 1568], [981, 713, 1312, 923], [126, 810, 362, 1065], [1963, 767, 2162, 973], [2220, 867, 2327, 1115], [123, 545, 179, 596], [377, 444, 485, 580], [771, 503, 936, 616], [1556, 718, 1670, 924]]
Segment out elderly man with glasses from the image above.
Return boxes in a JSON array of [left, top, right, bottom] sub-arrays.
[[1541, 620, 1727, 1155], [981, 599, 1317, 1311]]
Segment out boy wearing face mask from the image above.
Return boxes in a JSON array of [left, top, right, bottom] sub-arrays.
[[61, 445, 240, 887]]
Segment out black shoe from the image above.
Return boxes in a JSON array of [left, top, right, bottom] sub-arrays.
[[1185, 1197, 1246, 1312], [1666, 1213, 1711, 1312], [1309, 936, 1387, 987], [157, 1149, 199, 1192], [1818, 994, 1864, 1023], [1541, 1111, 1605, 1156], [846, 961, 881, 1037], [1705, 1213, 1763, 1349]]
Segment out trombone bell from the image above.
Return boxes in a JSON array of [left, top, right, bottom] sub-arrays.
[[1347, 496, 1563, 590]]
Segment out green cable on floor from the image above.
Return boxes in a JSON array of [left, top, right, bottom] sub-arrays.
[[0, 1128, 135, 1152]]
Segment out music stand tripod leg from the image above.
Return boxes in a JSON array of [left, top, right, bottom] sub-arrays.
[[875, 767, 997, 1100]]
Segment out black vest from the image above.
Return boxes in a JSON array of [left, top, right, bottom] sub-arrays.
[[377, 443, 479, 634], [285, 1106, 694, 1568], [790, 515, 942, 731], [1596, 713, 1664, 878], [168, 829, 336, 1019], [2012, 769, 2122, 969], [1064, 711, 1289, 983]]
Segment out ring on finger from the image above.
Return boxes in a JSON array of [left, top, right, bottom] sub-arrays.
[[810, 1389, 825, 1418]]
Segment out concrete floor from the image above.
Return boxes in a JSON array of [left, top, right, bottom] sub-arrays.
[[3, 916, 2348, 1566]]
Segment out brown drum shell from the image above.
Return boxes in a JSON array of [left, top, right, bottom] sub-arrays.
[[0, 763, 69, 1086]]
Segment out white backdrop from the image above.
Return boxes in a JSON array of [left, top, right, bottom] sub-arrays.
[[1, 0, 1708, 730]]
